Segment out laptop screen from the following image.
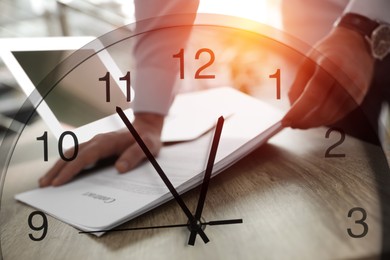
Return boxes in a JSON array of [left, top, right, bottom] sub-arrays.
[[11, 49, 130, 128]]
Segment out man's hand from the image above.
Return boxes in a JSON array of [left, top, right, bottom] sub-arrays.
[[282, 27, 375, 129], [39, 113, 164, 187]]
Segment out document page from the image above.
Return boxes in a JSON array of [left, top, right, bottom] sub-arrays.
[[15, 87, 284, 234]]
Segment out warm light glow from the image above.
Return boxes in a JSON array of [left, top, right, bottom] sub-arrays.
[[198, 0, 282, 29], [116, 0, 282, 29]]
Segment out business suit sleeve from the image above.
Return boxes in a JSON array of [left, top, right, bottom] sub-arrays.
[[132, 0, 199, 115], [344, 0, 390, 23]]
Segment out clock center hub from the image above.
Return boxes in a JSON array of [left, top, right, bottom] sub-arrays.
[[187, 219, 206, 232]]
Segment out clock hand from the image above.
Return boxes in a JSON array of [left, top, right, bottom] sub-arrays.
[[79, 223, 190, 234], [188, 116, 224, 245], [205, 219, 243, 226], [116, 106, 210, 244], [79, 218, 243, 234]]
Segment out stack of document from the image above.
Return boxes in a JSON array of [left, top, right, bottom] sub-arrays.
[[15, 87, 284, 235]]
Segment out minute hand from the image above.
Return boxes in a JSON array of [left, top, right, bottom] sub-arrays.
[[188, 116, 224, 245], [116, 107, 209, 244]]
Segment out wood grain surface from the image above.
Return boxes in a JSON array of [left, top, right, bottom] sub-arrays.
[[1, 122, 389, 260]]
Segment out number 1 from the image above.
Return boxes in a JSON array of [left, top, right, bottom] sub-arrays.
[[173, 49, 184, 79], [119, 71, 131, 102], [99, 72, 111, 102], [36, 132, 48, 161], [269, 69, 281, 100]]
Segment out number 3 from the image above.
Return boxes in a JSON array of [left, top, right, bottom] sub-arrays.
[[347, 207, 368, 238]]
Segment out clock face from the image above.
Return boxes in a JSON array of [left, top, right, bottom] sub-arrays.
[[1, 14, 390, 259]]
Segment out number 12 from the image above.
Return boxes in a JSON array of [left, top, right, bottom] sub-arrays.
[[173, 48, 215, 79]]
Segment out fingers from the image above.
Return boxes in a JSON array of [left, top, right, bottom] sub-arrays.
[[39, 117, 164, 187], [283, 60, 360, 129], [50, 143, 103, 186], [283, 27, 375, 130], [283, 61, 335, 128], [38, 143, 86, 187], [287, 57, 316, 105], [114, 112, 163, 173], [293, 83, 355, 129], [39, 132, 132, 187], [39, 156, 68, 187], [115, 133, 162, 173]]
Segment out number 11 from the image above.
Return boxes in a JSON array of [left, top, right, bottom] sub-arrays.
[[99, 71, 131, 102]]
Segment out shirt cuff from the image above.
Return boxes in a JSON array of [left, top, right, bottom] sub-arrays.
[[344, 0, 390, 23]]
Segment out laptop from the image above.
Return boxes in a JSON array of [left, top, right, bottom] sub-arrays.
[[0, 37, 232, 149]]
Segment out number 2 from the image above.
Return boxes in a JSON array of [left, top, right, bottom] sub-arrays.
[[325, 127, 346, 158], [195, 48, 215, 79]]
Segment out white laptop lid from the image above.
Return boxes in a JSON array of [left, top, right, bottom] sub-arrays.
[[0, 37, 134, 149], [0, 37, 234, 149]]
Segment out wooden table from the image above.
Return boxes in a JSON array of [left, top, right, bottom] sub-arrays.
[[1, 120, 390, 260]]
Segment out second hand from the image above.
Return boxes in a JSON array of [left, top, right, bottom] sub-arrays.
[[79, 218, 243, 234]]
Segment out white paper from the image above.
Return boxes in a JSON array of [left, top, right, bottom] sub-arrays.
[[15, 87, 284, 234]]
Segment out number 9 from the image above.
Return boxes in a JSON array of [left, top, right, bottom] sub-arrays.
[[28, 211, 48, 241]]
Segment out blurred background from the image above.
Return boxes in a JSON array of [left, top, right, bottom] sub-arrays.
[[0, 0, 283, 143], [0, 0, 282, 38], [3, 0, 388, 152]]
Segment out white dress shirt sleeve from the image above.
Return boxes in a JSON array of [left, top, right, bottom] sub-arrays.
[[132, 0, 199, 115], [344, 0, 390, 23]]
